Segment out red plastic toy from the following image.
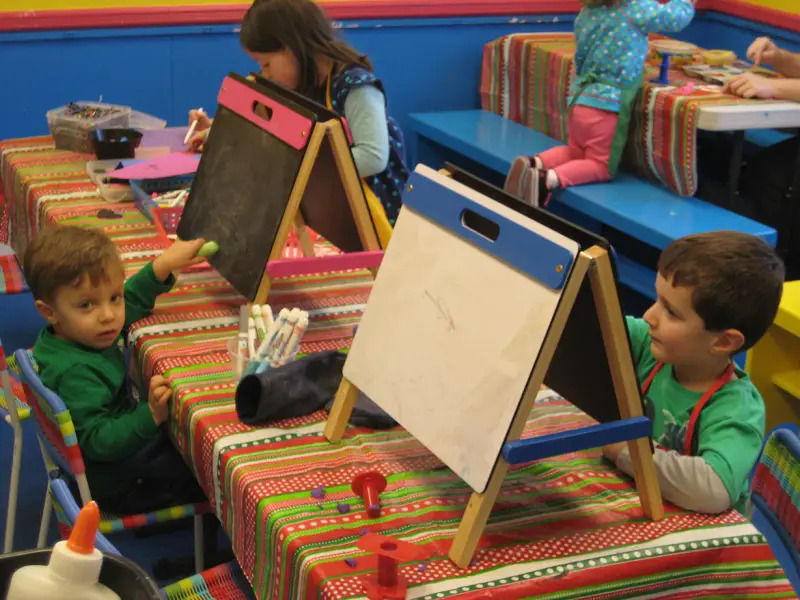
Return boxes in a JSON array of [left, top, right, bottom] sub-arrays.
[[352, 471, 387, 518], [357, 533, 432, 600]]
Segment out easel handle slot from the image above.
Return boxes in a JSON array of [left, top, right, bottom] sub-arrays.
[[461, 209, 500, 242], [218, 76, 313, 150]]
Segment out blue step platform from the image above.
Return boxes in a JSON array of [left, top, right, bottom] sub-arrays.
[[408, 110, 778, 299]]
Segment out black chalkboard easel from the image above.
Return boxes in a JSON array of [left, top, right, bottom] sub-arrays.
[[177, 73, 380, 304]]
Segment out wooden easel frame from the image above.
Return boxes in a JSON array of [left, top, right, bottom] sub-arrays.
[[252, 117, 381, 305], [325, 243, 663, 568]]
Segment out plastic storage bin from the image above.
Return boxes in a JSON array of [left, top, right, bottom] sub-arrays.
[[151, 205, 184, 244], [131, 176, 194, 222], [129, 110, 167, 131], [47, 102, 132, 153], [0, 548, 160, 600], [86, 160, 134, 203]]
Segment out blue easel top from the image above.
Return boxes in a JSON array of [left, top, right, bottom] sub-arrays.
[[402, 167, 576, 290]]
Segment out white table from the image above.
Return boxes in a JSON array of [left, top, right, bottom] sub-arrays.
[[698, 100, 800, 131], [694, 100, 800, 231]]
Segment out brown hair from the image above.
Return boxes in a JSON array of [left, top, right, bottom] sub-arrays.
[[658, 231, 784, 351], [240, 0, 372, 97], [23, 225, 123, 303]]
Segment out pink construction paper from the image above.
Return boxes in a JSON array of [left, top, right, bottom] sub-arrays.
[[108, 152, 200, 180]]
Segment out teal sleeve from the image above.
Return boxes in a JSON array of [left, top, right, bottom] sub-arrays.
[[697, 384, 765, 507], [124, 262, 175, 326], [58, 366, 159, 462], [573, 12, 587, 73], [631, 0, 695, 34], [343, 84, 390, 178]]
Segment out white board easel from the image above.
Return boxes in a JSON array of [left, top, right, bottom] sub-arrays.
[[325, 165, 663, 567]]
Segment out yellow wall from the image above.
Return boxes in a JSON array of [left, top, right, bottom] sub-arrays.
[[740, 0, 798, 12]]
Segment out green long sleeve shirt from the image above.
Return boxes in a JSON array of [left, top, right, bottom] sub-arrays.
[[33, 262, 174, 500]]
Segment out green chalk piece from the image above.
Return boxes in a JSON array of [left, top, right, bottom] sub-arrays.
[[198, 241, 219, 257]]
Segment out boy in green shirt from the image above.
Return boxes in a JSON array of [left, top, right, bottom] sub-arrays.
[[24, 225, 208, 514], [603, 231, 784, 514]]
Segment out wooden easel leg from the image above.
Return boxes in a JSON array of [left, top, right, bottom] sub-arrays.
[[625, 438, 663, 520], [449, 252, 590, 568], [324, 377, 359, 442], [293, 213, 315, 258], [253, 277, 272, 307], [324, 122, 381, 252], [586, 246, 664, 521], [249, 122, 328, 305], [449, 462, 509, 568]]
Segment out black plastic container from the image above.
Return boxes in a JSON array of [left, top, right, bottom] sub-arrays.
[[0, 548, 161, 599], [90, 128, 143, 160]]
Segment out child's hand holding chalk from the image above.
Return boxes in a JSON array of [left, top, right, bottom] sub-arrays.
[[197, 241, 219, 257], [186, 108, 212, 149], [153, 238, 216, 281]]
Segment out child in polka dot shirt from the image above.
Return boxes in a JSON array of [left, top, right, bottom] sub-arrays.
[[190, 0, 409, 229], [505, 0, 696, 207]]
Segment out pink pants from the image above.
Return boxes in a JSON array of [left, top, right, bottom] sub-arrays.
[[538, 105, 619, 188]]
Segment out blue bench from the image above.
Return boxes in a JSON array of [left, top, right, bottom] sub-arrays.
[[745, 128, 794, 150], [408, 110, 777, 299]]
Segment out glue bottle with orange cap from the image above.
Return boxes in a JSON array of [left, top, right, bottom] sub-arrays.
[[6, 501, 120, 600]]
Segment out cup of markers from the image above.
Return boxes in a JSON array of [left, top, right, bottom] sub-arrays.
[[228, 304, 309, 382], [227, 339, 298, 382]]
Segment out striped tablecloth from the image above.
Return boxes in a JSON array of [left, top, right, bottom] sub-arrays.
[[480, 33, 763, 197], [1, 136, 795, 599]]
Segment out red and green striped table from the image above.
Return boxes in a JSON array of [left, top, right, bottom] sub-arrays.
[[479, 33, 788, 198], [1, 136, 794, 599]]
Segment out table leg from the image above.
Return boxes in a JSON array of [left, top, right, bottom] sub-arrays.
[[726, 130, 745, 210], [787, 139, 800, 273], [791, 140, 800, 203]]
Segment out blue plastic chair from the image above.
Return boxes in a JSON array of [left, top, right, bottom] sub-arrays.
[[14, 348, 210, 570], [0, 339, 40, 553], [48, 470, 119, 557], [50, 471, 254, 600], [749, 422, 800, 594]]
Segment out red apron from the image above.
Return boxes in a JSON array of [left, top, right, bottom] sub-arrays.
[[641, 361, 735, 455]]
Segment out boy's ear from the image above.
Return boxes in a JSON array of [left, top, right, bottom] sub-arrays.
[[711, 328, 745, 356], [34, 300, 58, 325]]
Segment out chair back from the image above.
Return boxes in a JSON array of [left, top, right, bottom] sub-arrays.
[[161, 560, 256, 600], [750, 422, 800, 592], [14, 349, 92, 503], [48, 471, 120, 557], [0, 339, 28, 430]]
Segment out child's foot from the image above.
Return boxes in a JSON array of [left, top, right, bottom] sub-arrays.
[[542, 169, 559, 206], [522, 167, 548, 207], [503, 156, 533, 199]]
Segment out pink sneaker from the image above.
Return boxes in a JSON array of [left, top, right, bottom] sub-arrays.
[[503, 156, 532, 199]]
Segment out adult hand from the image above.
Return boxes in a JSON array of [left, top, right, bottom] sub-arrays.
[[723, 73, 776, 99], [747, 37, 779, 67]]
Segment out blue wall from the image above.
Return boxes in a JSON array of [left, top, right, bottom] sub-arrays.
[[0, 11, 796, 142], [680, 11, 800, 60], [0, 15, 576, 141]]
